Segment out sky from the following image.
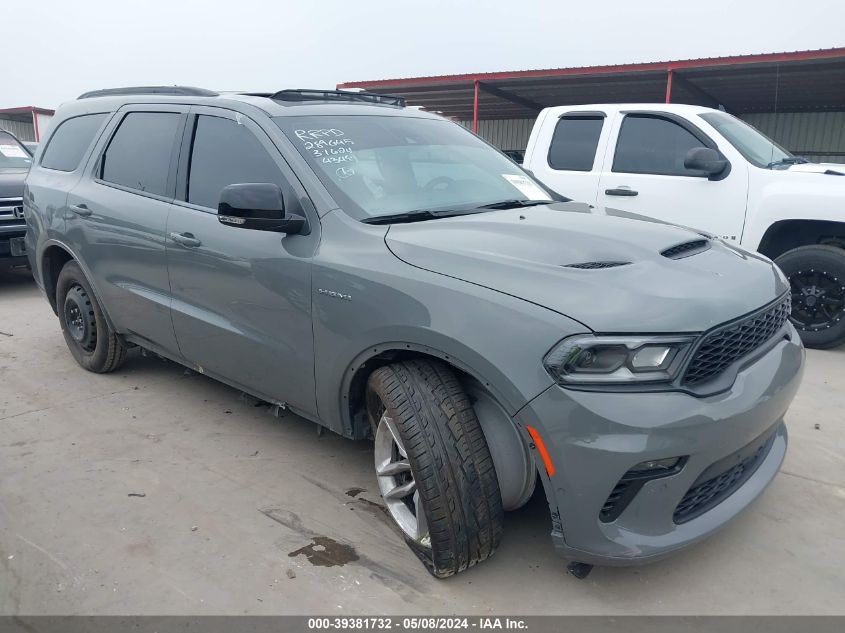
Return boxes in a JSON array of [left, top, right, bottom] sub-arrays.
[[5, 0, 845, 110]]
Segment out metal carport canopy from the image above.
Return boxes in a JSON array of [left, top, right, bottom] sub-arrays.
[[337, 48, 845, 130]]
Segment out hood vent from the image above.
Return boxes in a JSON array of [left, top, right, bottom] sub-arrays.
[[563, 261, 631, 270], [661, 239, 710, 260]]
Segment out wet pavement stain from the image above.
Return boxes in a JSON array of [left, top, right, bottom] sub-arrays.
[[288, 536, 359, 567], [345, 487, 366, 498]]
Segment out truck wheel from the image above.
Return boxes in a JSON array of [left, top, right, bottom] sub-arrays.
[[775, 245, 845, 349], [366, 359, 504, 578], [56, 260, 128, 372]]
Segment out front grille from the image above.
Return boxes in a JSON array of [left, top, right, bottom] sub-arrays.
[[682, 295, 791, 386], [673, 433, 773, 524], [0, 198, 25, 224], [661, 239, 710, 259], [563, 261, 630, 270]]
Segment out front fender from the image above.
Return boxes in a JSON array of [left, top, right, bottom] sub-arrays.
[[744, 170, 845, 250], [309, 209, 589, 438], [312, 286, 586, 438]]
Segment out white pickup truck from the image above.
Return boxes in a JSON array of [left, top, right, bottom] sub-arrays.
[[523, 103, 845, 348]]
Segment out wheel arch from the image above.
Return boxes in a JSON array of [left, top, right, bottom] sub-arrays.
[[41, 243, 76, 314], [39, 240, 118, 331], [758, 219, 845, 260], [342, 342, 538, 510], [342, 342, 512, 437]]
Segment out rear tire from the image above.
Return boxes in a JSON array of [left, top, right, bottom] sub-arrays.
[[775, 245, 845, 349], [366, 359, 504, 578], [56, 260, 127, 372]]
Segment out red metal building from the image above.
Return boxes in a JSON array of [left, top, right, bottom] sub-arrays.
[[339, 48, 845, 161], [0, 106, 56, 143]]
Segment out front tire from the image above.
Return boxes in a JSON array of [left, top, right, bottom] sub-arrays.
[[56, 260, 128, 372], [366, 359, 504, 578], [775, 245, 845, 349]]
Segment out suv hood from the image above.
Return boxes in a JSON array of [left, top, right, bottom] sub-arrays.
[[385, 203, 788, 333], [0, 168, 28, 198]]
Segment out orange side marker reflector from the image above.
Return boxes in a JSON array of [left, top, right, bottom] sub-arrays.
[[525, 425, 556, 478]]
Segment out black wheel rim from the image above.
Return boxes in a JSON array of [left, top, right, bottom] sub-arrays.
[[788, 268, 845, 332], [63, 284, 97, 351]]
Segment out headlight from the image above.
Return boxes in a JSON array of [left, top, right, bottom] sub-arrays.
[[544, 334, 696, 386]]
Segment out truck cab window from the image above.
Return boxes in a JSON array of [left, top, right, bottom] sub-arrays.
[[613, 115, 703, 176], [548, 116, 604, 171]]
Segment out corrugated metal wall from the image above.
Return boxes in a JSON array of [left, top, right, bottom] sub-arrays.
[[460, 111, 845, 163], [740, 112, 845, 163], [458, 118, 536, 150], [0, 117, 36, 142]]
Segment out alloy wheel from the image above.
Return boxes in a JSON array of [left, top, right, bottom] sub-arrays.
[[373, 412, 429, 546], [789, 268, 845, 332]]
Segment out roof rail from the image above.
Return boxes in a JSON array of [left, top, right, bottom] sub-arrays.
[[269, 89, 405, 107], [78, 86, 218, 100]]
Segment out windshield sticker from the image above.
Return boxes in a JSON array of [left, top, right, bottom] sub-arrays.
[[501, 174, 551, 201], [294, 128, 357, 164], [0, 143, 28, 159]]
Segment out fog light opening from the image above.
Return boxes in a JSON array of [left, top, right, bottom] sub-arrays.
[[629, 456, 683, 474]]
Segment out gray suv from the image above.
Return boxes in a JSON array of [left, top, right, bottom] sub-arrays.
[[25, 87, 805, 578]]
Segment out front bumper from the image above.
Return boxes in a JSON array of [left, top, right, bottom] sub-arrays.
[[515, 323, 805, 566], [0, 226, 28, 269]]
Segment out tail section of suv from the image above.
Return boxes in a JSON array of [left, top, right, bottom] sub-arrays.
[[26, 87, 804, 578]]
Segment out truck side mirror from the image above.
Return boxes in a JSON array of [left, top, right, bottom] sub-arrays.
[[217, 183, 305, 234], [684, 147, 729, 180]]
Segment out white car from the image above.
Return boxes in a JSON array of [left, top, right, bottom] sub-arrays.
[[524, 103, 845, 348]]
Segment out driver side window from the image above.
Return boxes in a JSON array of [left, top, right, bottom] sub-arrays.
[[613, 115, 705, 177], [187, 115, 286, 209]]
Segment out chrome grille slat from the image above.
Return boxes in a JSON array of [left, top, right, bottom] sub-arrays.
[[0, 197, 25, 224]]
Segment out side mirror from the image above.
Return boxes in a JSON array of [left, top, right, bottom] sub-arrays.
[[684, 147, 729, 179], [217, 183, 306, 234]]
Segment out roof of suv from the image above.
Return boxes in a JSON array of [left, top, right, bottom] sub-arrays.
[[55, 86, 441, 122]]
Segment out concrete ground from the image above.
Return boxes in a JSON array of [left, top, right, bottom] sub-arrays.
[[1, 268, 843, 615]]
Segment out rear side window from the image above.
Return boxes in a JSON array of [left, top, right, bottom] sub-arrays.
[[187, 115, 283, 209], [548, 116, 604, 171], [101, 112, 181, 196], [40, 113, 107, 172], [613, 115, 704, 176]]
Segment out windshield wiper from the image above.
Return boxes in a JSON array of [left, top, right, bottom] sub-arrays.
[[766, 157, 810, 169], [361, 208, 482, 225], [476, 199, 553, 210]]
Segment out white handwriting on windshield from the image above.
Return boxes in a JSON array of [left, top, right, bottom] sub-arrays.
[[294, 129, 357, 164]]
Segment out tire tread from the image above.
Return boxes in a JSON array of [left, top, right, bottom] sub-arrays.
[[368, 359, 503, 578]]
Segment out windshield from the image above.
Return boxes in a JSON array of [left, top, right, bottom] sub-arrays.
[[699, 112, 794, 169], [274, 115, 552, 220], [0, 132, 33, 170]]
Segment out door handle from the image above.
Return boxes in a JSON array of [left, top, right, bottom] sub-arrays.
[[69, 204, 92, 217], [605, 187, 638, 197], [169, 232, 202, 248]]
